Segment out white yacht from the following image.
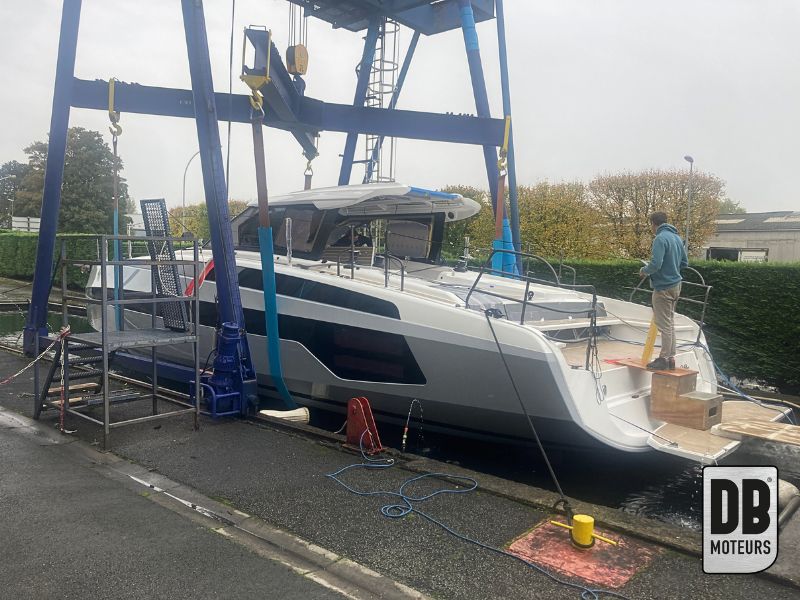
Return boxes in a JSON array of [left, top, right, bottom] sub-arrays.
[[86, 183, 787, 463]]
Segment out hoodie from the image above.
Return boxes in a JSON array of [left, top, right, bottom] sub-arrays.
[[642, 223, 689, 290]]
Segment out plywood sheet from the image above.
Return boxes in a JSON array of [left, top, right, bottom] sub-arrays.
[[613, 357, 697, 377], [714, 419, 800, 447], [721, 399, 789, 423]]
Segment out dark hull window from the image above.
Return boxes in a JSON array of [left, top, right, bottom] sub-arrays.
[[196, 300, 423, 385], [237, 267, 400, 319]]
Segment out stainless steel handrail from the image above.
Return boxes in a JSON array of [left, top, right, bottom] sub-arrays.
[[629, 266, 712, 344], [382, 252, 405, 291], [465, 249, 600, 369]]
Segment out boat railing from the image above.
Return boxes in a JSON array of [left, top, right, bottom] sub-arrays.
[[465, 249, 600, 370], [332, 248, 406, 292], [382, 252, 406, 291], [557, 262, 577, 286], [628, 265, 712, 343], [334, 248, 360, 279]]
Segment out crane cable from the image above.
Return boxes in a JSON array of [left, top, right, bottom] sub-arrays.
[[108, 78, 123, 331]]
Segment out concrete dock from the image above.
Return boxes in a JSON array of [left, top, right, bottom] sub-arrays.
[[0, 349, 798, 599]]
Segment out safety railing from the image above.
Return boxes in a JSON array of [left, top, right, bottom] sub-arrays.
[[382, 252, 406, 291], [465, 249, 600, 370], [628, 265, 712, 344]]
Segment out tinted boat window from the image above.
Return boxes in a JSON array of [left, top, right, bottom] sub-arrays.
[[236, 268, 399, 319], [242, 310, 425, 385], [274, 208, 323, 253]]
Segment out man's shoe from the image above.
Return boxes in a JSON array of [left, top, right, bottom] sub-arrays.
[[668, 357, 676, 370], [646, 357, 670, 371]]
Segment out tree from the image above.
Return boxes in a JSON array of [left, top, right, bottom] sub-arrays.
[[12, 127, 132, 233], [0, 160, 30, 227], [718, 198, 746, 214], [440, 185, 495, 259], [516, 182, 608, 259], [442, 183, 610, 261], [588, 169, 725, 258], [169, 199, 250, 240]]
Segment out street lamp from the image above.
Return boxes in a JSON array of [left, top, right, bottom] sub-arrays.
[[683, 155, 694, 252], [181, 150, 201, 236]]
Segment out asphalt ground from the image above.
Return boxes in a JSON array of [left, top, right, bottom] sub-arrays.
[[0, 349, 797, 600], [0, 413, 347, 600]]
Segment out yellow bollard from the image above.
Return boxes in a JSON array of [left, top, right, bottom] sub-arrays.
[[641, 319, 658, 365], [550, 514, 618, 548], [571, 514, 595, 547]]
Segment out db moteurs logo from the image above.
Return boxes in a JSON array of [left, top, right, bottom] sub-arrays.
[[703, 466, 778, 573]]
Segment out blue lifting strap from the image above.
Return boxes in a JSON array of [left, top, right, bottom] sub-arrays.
[[250, 97, 296, 409]]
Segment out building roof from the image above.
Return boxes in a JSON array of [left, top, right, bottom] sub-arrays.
[[715, 211, 800, 232]]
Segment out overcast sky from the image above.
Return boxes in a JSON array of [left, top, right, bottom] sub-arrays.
[[1, 0, 798, 213]]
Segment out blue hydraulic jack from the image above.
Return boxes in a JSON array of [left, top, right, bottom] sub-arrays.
[[198, 323, 258, 417]]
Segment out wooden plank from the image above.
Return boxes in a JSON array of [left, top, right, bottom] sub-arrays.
[[648, 422, 740, 463], [46, 382, 99, 397], [713, 419, 800, 447], [613, 357, 697, 376], [721, 399, 790, 423]]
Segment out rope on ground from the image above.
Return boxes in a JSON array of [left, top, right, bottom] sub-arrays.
[[0, 326, 69, 386], [326, 431, 629, 600]]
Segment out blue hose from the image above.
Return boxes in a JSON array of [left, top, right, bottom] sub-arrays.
[[326, 432, 630, 600]]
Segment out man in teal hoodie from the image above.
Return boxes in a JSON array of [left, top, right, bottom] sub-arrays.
[[639, 212, 689, 370]]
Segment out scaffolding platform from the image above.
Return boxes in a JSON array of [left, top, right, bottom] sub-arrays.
[[34, 233, 201, 449], [68, 329, 197, 351]]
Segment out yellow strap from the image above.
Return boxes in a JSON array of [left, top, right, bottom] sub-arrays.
[[497, 115, 511, 172], [501, 115, 511, 155], [107, 78, 122, 137], [240, 27, 271, 113]]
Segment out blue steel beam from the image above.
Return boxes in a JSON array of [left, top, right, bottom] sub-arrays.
[[69, 78, 504, 146], [181, 0, 255, 380], [289, 0, 494, 35], [24, 0, 83, 353], [496, 0, 521, 265], [364, 29, 420, 183], [457, 0, 500, 212], [338, 16, 381, 185]]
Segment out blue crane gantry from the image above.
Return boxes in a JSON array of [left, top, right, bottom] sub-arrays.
[[24, 0, 521, 413]]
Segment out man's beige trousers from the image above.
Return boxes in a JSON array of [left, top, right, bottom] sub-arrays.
[[652, 283, 681, 359]]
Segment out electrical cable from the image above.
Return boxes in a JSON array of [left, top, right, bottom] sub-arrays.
[[327, 431, 629, 600]]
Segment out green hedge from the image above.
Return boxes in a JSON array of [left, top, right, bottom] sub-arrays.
[[0, 232, 198, 291], [0, 231, 136, 290], [556, 259, 800, 393]]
